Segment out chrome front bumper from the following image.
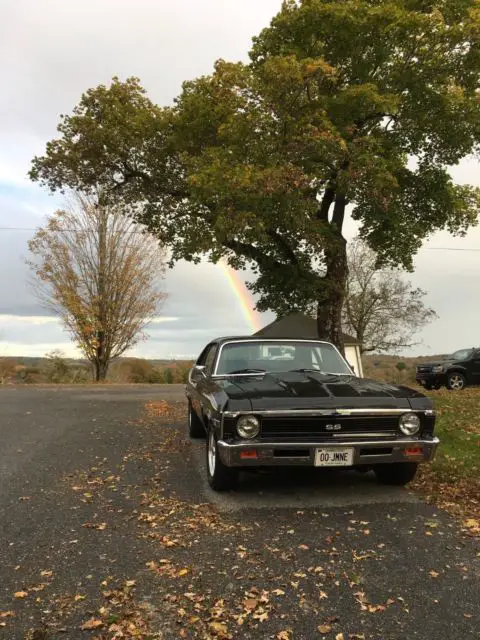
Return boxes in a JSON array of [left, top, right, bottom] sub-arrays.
[[217, 437, 440, 467]]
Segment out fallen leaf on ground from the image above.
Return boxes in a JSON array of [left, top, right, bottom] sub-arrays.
[[40, 570, 53, 578], [208, 620, 230, 637], [277, 632, 290, 640], [244, 598, 258, 610], [336, 634, 345, 640], [13, 591, 28, 599], [429, 570, 440, 578], [80, 618, 103, 630], [0, 612, 14, 618], [318, 624, 332, 634], [463, 518, 480, 533], [82, 522, 107, 531]]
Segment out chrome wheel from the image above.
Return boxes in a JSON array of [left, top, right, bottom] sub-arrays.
[[448, 373, 465, 390], [208, 431, 216, 476]]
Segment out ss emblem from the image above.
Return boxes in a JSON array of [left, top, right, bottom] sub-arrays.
[[325, 423, 342, 431]]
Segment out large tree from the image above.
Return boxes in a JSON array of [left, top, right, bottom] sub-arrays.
[[28, 196, 167, 380], [30, 1, 480, 350], [343, 238, 437, 353]]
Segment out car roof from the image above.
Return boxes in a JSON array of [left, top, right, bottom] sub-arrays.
[[211, 336, 333, 345]]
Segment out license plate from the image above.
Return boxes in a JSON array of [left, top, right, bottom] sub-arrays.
[[314, 447, 354, 467]]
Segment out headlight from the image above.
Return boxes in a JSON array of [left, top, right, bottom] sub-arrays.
[[399, 413, 421, 436], [237, 415, 260, 439], [432, 365, 444, 373]]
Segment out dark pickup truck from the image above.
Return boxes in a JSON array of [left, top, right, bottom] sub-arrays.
[[416, 348, 480, 391]]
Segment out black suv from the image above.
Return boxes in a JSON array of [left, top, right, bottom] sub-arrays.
[[416, 348, 480, 391]]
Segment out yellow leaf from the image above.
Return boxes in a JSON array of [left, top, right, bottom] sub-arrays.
[[80, 618, 103, 630], [14, 591, 28, 599], [0, 612, 14, 618], [464, 518, 480, 531], [177, 569, 189, 577], [40, 570, 53, 578], [125, 580, 136, 587], [318, 623, 332, 634], [429, 570, 440, 578], [272, 589, 285, 596], [319, 591, 328, 600], [336, 634, 345, 640], [74, 594, 86, 602], [277, 632, 290, 640]]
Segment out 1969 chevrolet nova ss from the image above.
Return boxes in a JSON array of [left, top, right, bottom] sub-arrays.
[[185, 337, 439, 491]]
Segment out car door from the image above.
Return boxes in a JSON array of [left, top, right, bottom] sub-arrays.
[[471, 350, 480, 385], [190, 343, 217, 419]]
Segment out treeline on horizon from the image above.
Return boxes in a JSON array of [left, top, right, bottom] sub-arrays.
[[0, 355, 195, 385], [0, 353, 447, 386]]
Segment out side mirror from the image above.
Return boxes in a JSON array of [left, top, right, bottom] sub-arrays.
[[193, 364, 206, 376]]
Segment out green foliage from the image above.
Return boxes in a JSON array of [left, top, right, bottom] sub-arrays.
[[30, 1, 480, 343], [396, 361, 407, 371], [42, 350, 90, 383], [163, 368, 174, 384]]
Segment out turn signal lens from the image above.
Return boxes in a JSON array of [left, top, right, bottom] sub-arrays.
[[405, 447, 423, 457], [240, 450, 258, 459]]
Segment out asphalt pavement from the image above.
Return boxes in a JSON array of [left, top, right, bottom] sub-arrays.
[[0, 385, 479, 639]]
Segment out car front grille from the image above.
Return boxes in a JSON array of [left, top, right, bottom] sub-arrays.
[[417, 366, 433, 374], [222, 414, 406, 441], [258, 415, 400, 441]]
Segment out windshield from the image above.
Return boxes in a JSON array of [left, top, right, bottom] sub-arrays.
[[214, 341, 353, 376], [450, 349, 474, 361]]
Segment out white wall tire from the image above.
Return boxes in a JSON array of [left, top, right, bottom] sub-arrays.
[[206, 429, 238, 492]]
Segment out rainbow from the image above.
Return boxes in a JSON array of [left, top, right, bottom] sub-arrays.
[[219, 260, 263, 333]]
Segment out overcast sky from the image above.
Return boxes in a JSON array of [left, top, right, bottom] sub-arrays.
[[0, 0, 479, 361]]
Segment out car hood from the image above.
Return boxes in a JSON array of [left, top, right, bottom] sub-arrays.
[[221, 372, 423, 411], [417, 359, 453, 368]]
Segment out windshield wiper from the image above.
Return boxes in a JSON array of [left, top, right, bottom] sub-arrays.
[[228, 368, 266, 374], [289, 368, 352, 376]]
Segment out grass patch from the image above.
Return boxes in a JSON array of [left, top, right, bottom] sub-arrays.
[[412, 388, 480, 534]]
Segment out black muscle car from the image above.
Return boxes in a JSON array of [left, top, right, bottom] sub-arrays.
[[186, 337, 439, 491], [416, 347, 480, 391]]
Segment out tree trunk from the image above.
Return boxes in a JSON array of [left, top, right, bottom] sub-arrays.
[[93, 358, 109, 381], [316, 231, 348, 354]]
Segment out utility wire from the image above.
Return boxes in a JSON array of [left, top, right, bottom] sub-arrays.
[[0, 227, 479, 252], [0, 226, 480, 257]]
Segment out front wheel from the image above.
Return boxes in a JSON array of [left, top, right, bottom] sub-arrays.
[[206, 429, 238, 491], [447, 372, 466, 391], [374, 462, 418, 486]]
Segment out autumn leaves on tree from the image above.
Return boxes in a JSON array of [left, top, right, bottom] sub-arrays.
[[30, 1, 480, 350], [28, 197, 167, 380]]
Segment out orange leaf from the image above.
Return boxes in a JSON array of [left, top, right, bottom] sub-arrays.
[[80, 618, 103, 630]]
